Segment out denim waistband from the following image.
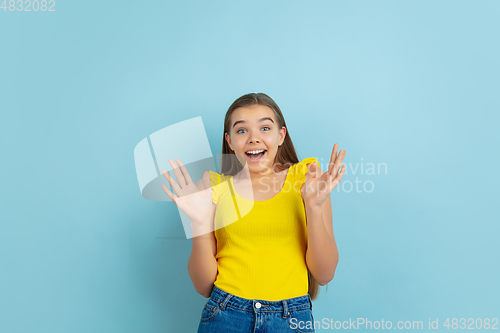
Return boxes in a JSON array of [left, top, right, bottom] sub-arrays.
[[209, 285, 312, 316]]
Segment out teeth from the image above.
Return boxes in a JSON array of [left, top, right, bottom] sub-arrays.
[[246, 150, 265, 154]]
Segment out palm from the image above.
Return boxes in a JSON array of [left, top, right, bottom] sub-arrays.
[[174, 182, 213, 224], [160, 159, 213, 225], [301, 144, 346, 208], [301, 171, 332, 206]]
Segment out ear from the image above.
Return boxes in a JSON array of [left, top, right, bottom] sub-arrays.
[[225, 132, 233, 151], [278, 126, 287, 146]]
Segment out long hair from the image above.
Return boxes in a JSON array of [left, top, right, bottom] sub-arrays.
[[219, 92, 327, 300]]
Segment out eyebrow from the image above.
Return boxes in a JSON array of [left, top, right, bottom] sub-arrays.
[[232, 117, 275, 128]]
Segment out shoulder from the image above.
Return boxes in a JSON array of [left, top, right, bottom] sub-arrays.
[[208, 170, 232, 185], [208, 170, 221, 186], [207, 170, 228, 205], [298, 157, 319, 166], [292, 157, 320, 175], [290, 157, 319, 191], [193, 170, 225, 189]]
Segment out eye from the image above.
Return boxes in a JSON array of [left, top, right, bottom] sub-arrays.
[[236, 126, 270, 134]]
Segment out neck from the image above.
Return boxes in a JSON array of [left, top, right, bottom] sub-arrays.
[[234, 165, 283, 183]]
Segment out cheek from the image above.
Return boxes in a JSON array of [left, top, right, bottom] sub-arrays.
[[266, 136, 280, 148], [236, 142, 249, 152]]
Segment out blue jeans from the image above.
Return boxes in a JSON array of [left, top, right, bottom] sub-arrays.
[[197, 284, 315, 333]]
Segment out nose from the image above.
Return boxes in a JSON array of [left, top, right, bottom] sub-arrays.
[[248, 136, 260, 144], [248, 129, 261, 144]]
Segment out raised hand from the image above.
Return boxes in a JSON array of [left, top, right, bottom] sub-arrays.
[[300, 143, 346, 209], [160, 159, 213, 227]]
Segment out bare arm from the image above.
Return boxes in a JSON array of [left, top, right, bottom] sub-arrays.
[[187, 179, 218, 298], [305, 195, 339, 286], [302, 146, 345, 286]]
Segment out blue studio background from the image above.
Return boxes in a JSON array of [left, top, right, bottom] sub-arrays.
[[1, 1, 499, 332]]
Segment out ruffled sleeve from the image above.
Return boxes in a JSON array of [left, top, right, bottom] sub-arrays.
[[292, 157, 320, 193]]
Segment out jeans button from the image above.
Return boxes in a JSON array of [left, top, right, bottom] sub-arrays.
[[255, 302, 261, 309]]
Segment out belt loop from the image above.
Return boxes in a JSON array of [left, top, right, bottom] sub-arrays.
[[308, 294, 313, 310], [282, 299, 288, 318], [219, 293, 232, 311]]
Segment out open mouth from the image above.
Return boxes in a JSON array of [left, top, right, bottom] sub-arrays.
[[245, 149, 267, 162]]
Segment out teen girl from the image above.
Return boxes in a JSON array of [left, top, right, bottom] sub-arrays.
[[161, 93, 346, 333]]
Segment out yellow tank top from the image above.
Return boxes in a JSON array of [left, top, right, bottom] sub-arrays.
[[208, 157, 319, 301]]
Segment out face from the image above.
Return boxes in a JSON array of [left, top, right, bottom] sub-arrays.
[[225, 104, 286, 175]]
